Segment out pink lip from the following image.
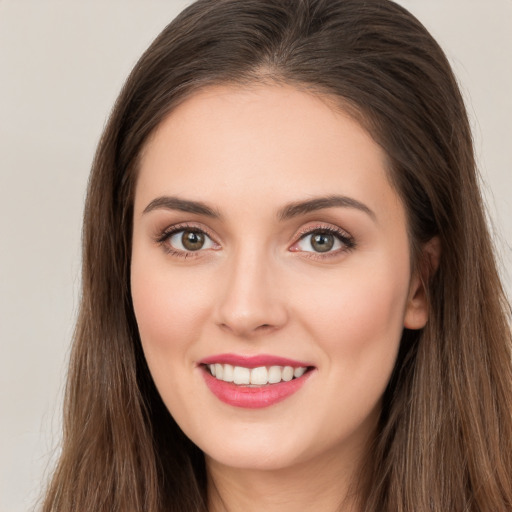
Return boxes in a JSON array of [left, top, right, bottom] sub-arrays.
[[198, 354, 315, 409], [199, 353, 311, 368]]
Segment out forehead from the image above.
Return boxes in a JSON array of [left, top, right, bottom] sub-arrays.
[[135, 83, 403, 225]]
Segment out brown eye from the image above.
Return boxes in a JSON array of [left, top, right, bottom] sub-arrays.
[[182, 230, 205, 251], [310, 233, 335, 252], [292, 228, 354, 255], [166, 228, 216, 253]]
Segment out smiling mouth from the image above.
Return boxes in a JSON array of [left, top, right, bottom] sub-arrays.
[[200, 361, 315, 408], [204, 363, 311, 386]]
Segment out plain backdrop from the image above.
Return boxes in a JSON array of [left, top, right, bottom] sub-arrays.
[[0, 1, 510, 511]]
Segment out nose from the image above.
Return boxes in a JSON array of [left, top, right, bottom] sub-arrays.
[[214, 247, 288, 338]]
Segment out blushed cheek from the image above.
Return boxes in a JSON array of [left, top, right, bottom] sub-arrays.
[[130, 265, 211, 359], [303, 269, 408, 367]]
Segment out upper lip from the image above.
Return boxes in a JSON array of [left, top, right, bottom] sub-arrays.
[[198, 353, 312, 368]]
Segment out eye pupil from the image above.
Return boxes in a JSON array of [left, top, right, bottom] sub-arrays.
[[311, 233, 334, 252], [182, 230, 205, 251]]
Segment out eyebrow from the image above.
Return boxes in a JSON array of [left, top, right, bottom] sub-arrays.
[[278, 195, 376, 222], [142, 196, 221, 218], [142, 194, 375, 222]]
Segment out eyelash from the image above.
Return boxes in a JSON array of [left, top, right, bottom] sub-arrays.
[[292, 225, 356, 259], [155, 223, 356, 259], [155, 223, 219, 259]]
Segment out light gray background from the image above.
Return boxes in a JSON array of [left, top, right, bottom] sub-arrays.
[[0, 1, 510, 511]]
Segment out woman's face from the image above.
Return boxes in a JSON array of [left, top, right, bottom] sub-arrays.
[[131, 84, 428, 473]]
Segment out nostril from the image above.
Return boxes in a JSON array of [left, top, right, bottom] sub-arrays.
[[254, 324, 275, 333], [218, 321, 278, 337]]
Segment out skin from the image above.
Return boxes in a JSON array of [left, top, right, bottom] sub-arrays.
[[131, 83, 430, 511]]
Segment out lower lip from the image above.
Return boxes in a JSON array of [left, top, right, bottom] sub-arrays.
[[201, 367, 313, 409]]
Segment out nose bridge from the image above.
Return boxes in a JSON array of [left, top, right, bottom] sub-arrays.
[[216, 241, 287, 336]]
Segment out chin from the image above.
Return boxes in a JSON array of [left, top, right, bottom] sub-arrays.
[[203, 441, 307, 472], [190, 413, 348, 474]]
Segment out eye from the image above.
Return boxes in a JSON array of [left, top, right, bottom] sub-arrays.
[[161, 227, 218, 254], [291, 227, 355, 255]]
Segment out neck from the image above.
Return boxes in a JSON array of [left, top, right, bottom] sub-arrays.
[[206, 448, 363, 512]]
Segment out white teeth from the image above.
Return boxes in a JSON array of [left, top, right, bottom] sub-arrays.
[[223, 363, 234, 382], [268, 366, 282, 384], [294, 367, 306, 378], [233, 366, 250, 385], [207, 363, 308, 385], [250, 366, 268, 385], [282, 366, 294, 382]]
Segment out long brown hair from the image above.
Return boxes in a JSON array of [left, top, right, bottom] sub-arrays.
[[42, 1, 512, 510]]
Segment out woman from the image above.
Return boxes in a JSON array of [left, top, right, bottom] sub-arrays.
[[42, 0, 512, 510]]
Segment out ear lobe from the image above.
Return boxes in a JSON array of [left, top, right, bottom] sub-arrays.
[[403, 273, 429, 329], [403, 236, 441, 330]]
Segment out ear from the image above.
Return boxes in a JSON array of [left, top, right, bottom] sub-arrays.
[[403, 236, 441, 330]]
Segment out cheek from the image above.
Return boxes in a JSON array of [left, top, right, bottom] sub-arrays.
[[130, 260, 213, 366], [297, 258, 409, 381]]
